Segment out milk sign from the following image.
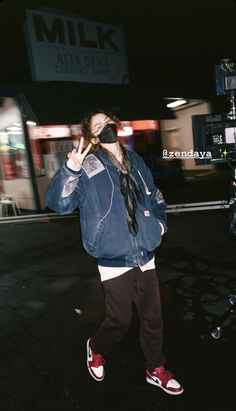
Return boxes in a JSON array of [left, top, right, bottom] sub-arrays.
[[24, 9, 129, 84]]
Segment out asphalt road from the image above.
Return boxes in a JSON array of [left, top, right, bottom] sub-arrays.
[[0, 202, 236, 410]]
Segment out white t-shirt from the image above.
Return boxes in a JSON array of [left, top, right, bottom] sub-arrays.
[[98, 256, 156, 282]]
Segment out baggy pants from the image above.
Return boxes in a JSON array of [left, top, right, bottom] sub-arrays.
[[90, 267, 166, 371]]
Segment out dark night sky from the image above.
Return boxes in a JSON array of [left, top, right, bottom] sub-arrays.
[[0, 0, 236, 99]]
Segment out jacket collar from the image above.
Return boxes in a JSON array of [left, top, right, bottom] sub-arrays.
[[96, 149, 114, 166], [96, 147, 135, 168]]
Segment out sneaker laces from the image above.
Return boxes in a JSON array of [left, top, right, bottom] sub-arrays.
[[91, 352, 105, 368], [155, 366, 173, 385]]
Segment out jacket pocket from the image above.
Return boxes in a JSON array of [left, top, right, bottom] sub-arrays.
[[136, 208, 162, 251], [85, 216, 107, 254]]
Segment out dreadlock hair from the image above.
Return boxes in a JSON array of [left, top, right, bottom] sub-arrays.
[[81, 107, 121, 152]]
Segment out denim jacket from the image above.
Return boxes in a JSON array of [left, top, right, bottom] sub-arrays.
[[45, 149, 167, 267]]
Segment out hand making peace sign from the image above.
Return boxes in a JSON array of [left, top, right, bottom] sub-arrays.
[[67, 137, 92, 171]]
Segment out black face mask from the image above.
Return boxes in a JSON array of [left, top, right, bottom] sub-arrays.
[[98, 123, 118, 144]]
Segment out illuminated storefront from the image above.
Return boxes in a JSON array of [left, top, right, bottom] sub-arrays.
[[0, 84, 169, 214], [0, 97, 35, 213]]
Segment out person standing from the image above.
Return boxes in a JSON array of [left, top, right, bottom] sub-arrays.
[[46, 108, 183, 395]]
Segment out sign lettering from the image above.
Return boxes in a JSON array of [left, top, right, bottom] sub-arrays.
[[25, 9, 128, 83], [32, 13, 120, 51]]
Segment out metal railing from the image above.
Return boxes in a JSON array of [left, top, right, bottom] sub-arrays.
[[0, 200, 230, 224]]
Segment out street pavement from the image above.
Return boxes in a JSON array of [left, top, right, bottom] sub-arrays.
[[0, 167, 236, 410]]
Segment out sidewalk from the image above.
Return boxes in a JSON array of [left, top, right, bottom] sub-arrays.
[[0, 210, 236, 411]]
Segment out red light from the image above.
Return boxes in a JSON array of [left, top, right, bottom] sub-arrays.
[[131, 120, 159, 131]]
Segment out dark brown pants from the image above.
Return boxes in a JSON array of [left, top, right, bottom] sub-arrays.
[[90, 267, 166, 371]]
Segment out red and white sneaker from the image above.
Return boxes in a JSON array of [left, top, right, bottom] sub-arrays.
[[87, 338, 105, 382], [146, 366, 184, 395]]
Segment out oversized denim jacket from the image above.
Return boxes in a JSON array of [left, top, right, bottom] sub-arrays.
[[45, 149, 167, 267]]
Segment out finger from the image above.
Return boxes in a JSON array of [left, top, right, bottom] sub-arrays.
[[71, 152, 82, 168], [68, 150, 77, 158], [77, 137, 84, 154], [82, 142, 92, 158]]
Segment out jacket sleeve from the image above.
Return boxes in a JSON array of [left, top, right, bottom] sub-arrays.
[[45, 162, 87, 214], [138, 156, 167, 233]]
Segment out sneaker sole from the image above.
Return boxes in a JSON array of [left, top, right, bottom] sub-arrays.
[[146, 376, 184, 395], [86, 339, 104, 382]]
